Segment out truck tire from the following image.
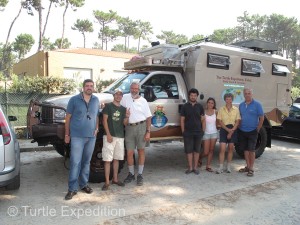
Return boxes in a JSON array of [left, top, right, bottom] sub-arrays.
[[235, 127, 267, 159], [6, 172, 20, 190], [53, 144, 65, 157]]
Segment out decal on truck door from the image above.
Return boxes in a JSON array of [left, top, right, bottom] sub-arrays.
[[151, 105, 168, 128]]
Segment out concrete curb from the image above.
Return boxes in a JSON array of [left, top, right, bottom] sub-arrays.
[[18, 139, 55, 153], [20, 146, 55, 153]]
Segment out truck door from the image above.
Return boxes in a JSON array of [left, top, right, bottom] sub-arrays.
[[276, 83, 289, 108], [27, 100, 41, 139], [142, 73, 182, 139]]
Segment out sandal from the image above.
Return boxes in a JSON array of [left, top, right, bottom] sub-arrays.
[[102, 184, 109, 191], [239, 167, 249, 173], [112, 180, 125, 187], [206, 167, 213, 172], [193, 169, 200, 175], [247, 170, 254, 177], [185, 169, 194, 174], [198, 160, 202, 167]]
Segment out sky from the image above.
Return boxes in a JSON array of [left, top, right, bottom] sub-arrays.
[[0, 0, 300, 56]]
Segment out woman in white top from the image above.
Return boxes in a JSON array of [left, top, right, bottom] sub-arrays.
[[201, 97, 218, 172]]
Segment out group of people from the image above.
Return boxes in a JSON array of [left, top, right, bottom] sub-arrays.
[[64, 80, 151, 200], [180, 88, 264, 177], [63, 79, 264, 201]]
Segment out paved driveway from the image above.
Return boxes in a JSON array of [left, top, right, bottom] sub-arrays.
[[1, 138, 300, 225]]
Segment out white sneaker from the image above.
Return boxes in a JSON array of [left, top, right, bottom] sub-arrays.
[[216, 168, 223, 174], [226, 167, 231, 173]]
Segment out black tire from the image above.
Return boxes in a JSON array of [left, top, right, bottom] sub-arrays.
[[53, 143, 65, 157], [6, 172, 20, 190], [235, 127, 267, 159], [89, 169, 106, 183]]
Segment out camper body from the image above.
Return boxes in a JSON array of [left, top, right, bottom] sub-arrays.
[[27, 40, 292, 182]]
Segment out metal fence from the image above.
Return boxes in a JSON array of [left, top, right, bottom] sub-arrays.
[[0, 92, 64, 127]]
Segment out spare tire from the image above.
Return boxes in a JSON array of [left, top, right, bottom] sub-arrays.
[[235, 127, 267, 159]]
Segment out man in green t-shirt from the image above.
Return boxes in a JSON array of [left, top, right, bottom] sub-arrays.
[[102, 89, 130, 191]]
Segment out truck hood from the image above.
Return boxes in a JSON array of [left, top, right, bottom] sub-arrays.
[[44, 93, 114, 108]]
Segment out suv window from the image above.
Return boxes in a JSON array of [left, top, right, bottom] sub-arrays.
[[142, 74, 179, 100], [294, 98, 300, 103]]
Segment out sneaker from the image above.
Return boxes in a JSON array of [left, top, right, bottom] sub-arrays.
[[65, 191, 77, 200], [81, 185, 93, 194], [137, 174, 143, 186], [124, 173, 135, 183], [216, 168, 223, 174], [226, 167, 231, 173]]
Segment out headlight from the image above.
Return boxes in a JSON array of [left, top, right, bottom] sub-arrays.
[[54, 109, 66, 119]]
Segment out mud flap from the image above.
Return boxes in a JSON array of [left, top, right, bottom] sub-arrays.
[[27, 99, 40, 139]]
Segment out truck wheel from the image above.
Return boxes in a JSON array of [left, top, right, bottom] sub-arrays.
[[235, 127, 267, 159], [6, 172, 20, 190], [53, 144, 65, 157]]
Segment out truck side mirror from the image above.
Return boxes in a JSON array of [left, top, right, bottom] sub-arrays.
[[144, 86, 156, 102]]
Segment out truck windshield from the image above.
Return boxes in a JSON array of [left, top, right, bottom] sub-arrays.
[[102, 72, 148, 94]]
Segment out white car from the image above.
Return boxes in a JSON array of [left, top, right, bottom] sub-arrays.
[[0, 105, 20, 190]]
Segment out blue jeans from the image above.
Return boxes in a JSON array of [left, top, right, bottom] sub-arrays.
[[68, 137, 96, 191]]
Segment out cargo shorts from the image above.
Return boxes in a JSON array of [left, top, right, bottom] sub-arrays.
[[125, 122, 147, 150]]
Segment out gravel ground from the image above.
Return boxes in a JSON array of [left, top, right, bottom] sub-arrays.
[[0, 138, 300, 225]]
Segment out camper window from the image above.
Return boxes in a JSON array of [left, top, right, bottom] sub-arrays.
[[241, 59, 265, 77], [207, 53, 230, 70], [272, 64, 290, 76]]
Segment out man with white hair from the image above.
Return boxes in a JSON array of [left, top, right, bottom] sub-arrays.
[[238, 88, 264, 177], [121, 82, 152, 186]]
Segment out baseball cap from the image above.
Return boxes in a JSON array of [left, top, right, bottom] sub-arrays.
[[113, 88, 123, 95]]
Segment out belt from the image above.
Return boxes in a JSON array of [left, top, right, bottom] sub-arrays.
[[128, 120, 145, 126]]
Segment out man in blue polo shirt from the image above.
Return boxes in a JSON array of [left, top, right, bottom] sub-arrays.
[[64, 79, 100, 200], [238, 88, 264, 177]]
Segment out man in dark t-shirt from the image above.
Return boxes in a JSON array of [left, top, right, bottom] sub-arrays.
[[180, 88, 205, 175], [102, 89, 130, 191]]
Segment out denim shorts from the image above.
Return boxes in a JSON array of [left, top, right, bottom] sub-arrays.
[[202, 132, 218, 140]]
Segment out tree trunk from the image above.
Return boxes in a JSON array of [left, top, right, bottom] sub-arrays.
[[138, 35, 141, 52], [5, 3, 22, 46], [60, 1, 69, 49], [42, 1, 53, 38], [83, 32, 86, 48], [101, 23, 104, 50], [124, 37, 127, 52], [127, 37, 130, 53], [37, 2, 43, 51]]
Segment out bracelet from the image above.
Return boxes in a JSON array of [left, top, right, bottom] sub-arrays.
[[65, 135, 70, 137]]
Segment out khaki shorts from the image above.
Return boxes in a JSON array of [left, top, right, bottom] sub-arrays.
[[102, 135, 125, 161], [125, 122, 147, 150]]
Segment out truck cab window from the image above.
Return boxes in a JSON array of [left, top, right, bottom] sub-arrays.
[[142, 74, 179, 100]]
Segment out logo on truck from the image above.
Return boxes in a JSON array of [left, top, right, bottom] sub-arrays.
[[151, 105, 168, 128]]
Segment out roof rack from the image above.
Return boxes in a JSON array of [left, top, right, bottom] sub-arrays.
[[231, 39, 278, 53]]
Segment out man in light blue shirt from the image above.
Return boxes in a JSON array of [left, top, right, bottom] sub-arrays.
[[64, 79, 100, 200], [238, 88, 264, 177]]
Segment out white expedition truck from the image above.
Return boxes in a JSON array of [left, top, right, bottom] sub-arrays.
[[27, 39, 292, 182]]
